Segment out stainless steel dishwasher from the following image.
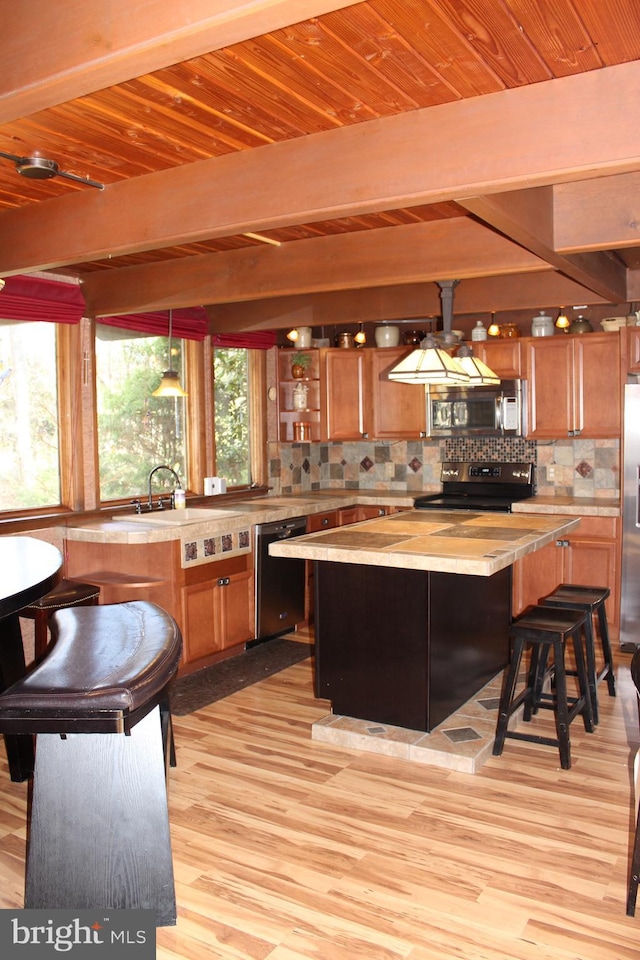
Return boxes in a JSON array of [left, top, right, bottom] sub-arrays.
[[252, 516, 307, 644]]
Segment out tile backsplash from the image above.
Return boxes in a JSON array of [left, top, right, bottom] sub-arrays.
[[269, 437, 619, 499]]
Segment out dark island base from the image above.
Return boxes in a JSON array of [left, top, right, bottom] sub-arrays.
[[315, 562, 511, 733]]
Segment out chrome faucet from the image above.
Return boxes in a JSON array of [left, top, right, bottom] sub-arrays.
[[148, 464, 181, 510]]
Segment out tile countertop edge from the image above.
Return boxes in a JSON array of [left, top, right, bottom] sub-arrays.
[[269, 515, 581, 576], [511, 496, 620, 517]]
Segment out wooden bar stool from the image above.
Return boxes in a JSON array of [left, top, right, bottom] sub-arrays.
[[21, 579, 100, 660], [493, 605, 594, 770], [540, 584, 615, 726]]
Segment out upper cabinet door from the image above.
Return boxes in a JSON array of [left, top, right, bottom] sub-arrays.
[[370, 347, 427, 440], [473, 340, 523, 379], [324, 349, 370, 440], [525, 337, 575, 439], [525, 333, 621, 439], [574, 333, 620, 438]]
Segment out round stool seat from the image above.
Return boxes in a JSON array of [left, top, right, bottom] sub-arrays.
[[25, 579, 100, 612], [21, 578, 100, 661]]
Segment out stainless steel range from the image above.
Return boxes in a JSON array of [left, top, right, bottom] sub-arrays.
[[414, 461, 534, 513]]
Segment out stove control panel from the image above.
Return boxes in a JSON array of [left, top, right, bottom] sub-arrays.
[[440, 461, 534, 486]]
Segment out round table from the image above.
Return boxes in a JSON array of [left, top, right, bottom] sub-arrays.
[[0, 536, 62, 781]]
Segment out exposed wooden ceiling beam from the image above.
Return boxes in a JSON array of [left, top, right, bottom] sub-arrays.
[[458, 188, 628, 301], [1, 61, 640, 279], [0, 1, 361, 123], [208, 273, 609, 333], [80, 219, 547, 317], [553, 172, 640, 252]]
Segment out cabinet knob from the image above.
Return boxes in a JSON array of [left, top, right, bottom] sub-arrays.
[[555, 539, 569, 548], [217, 577, 230, 586], [362, 432, 369, 439], [322, 517, 329, 526]]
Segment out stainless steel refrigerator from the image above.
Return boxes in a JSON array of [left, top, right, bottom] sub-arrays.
[[621, 382, 640, 648]]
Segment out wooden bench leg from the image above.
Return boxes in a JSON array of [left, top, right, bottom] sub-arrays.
[[25, 705, 176, 926]]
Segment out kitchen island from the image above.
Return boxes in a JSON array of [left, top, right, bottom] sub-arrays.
[[269, 509, 581, 732]]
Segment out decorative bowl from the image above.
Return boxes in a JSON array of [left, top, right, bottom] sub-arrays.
[[600, 317, 628, 332]]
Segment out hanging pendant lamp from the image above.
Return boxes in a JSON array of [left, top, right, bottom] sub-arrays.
[[152, 309, 188, 397], [388, 332, 470, 384], [388, 280, 468, 385], [456, 344, 500, 385]]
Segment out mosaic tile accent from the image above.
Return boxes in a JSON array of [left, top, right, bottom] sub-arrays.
[[184, 541, 197, 562], [204, 537, 216, 557], [222, 533, 233, 552], [239, 529, 250, 548], [442, 726, 482, 743], [360, 456, 374, 472]]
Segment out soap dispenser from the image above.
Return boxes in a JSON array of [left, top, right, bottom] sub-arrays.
[[471, 320, 487, 341]]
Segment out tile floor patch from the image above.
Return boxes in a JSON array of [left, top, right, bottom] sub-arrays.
[[442, 726, 482, 743], [477, 697, 500, 711]]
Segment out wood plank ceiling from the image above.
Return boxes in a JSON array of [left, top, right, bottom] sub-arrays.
[[1, 0, 640, 331]]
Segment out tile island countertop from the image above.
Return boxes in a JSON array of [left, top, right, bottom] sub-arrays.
[[269, 509, 580, 577]]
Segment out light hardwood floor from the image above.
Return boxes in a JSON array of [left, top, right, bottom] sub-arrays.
[[1, 626, 639, 959]]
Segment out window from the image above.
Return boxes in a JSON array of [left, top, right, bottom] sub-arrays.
[[214, 347, 251, 486], [95, 324, 187, 501], [0, 320, 61, 511]]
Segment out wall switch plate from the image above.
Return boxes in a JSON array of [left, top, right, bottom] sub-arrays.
[[547, 465, 556, 480]]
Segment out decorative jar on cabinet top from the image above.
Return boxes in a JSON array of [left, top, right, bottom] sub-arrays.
[[531, 311, 555, 337], [374, 324, 400, 347]]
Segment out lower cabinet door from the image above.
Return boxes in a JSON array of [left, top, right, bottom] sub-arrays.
[[182, 556, 254, 665]]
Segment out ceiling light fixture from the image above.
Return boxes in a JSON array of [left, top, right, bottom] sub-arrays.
[[0, 150, 104, 189], [556, 307, 570, 331], [456, 344, 500, 385], [152, 309, 188, 397], [388, 279, 470, 385]]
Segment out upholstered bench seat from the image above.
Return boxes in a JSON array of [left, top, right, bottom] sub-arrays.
[[0, 600, 182, 926], [0, 601, 181, 734]]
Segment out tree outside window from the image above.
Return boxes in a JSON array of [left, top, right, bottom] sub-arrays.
[[0, 320, 61, 511], [95, 325, 187, 500], [214, 347, 251, 486]]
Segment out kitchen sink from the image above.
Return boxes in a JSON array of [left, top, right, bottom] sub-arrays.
[[117, 507, 244, 525]]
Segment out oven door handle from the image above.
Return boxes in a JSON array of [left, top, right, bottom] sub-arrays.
[[495, 397, 504, 433]]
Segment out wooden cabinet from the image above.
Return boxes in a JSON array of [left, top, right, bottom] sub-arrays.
[[473, 339, 523, 379], [512, 516, 620, 629], [277, 349, 322, 442], [626, 328, 640, 372], [276, 347, 428, 442], [324, 348, 370, 440], [339, 504, 389, 524], [182, 554, 254, 665], [370, 347, 427, 439], [525, 333, 620, 439], [65, 537, 254, 671]]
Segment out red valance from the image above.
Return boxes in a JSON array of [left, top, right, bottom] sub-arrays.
[[0, 275, 85, 324], [0, 275, 276, 347]]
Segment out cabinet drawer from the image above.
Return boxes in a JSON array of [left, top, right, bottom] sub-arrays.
[[568, 516, 619, 541]]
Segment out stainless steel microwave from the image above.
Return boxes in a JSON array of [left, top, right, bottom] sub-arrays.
[[426, 379, 525, 438]]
